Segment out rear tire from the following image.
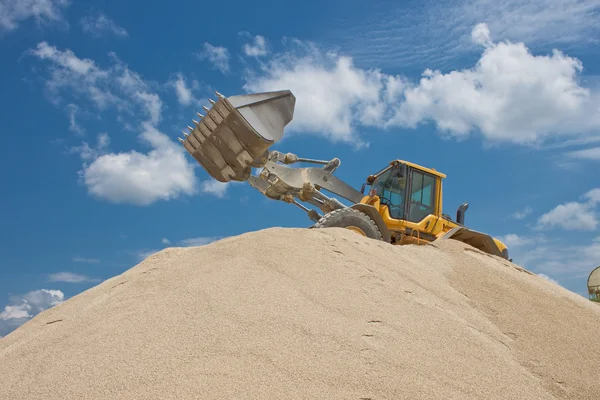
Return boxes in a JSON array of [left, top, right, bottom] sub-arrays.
[[313, 208, 383, 240]]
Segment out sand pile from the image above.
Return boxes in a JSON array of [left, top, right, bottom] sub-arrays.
[[1, 227, 599, 399]]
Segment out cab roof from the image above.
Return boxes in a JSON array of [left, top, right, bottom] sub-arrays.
[[391, 159, 447, 179]]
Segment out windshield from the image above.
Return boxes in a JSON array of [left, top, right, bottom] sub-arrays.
[[372, 166, 406, 219]]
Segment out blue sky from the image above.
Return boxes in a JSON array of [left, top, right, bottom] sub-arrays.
[[2, 0, 600, 336]]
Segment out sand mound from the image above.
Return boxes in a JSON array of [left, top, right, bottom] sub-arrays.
[[1, 227, 599, 399]]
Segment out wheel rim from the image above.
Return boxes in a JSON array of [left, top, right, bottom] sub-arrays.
[[346, 225, 367, 236]]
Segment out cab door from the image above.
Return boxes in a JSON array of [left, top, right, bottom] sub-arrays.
[[404, 168, 439, 236]]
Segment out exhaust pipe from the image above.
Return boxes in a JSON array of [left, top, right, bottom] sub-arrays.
[[456, 202, 469, 225], [178, 89, 296, 183]]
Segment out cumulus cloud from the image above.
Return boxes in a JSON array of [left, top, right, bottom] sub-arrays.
[[244, 39, 405, 146], [80, 12, 128, 38], [28, 42, 235, 205], [0, 289, 64, 336], [243, 34, 268, 56], [509, 235, 600, 279], [538, 202, 596, 231], [48, 272, 98, 283], [387, 37, 595, 144], [471, 22, 493, 48], [536, 188, 600, 231], [77, 124, 198, 205], [243, 24, 600, 147], [161, 237, 171, 245], [197, 43, 230, 74], [498, 233, 545, 248], [585, 189, 600, 204], [0, 0, 69, 34]]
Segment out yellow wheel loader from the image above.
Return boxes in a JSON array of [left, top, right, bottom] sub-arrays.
[[178, 89, 511, 261]]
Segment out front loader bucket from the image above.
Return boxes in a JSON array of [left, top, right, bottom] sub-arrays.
[[437, 226, 504, 258], [179, 90, 296, 182]]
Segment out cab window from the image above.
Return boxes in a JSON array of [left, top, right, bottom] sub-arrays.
[[372, 167, 407, 220], [407, 171, 436, 222]]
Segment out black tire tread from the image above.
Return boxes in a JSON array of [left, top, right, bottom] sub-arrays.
[[313, 208, 383, 240]]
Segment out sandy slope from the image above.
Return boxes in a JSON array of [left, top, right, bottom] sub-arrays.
[[1, 227, 599, 400]]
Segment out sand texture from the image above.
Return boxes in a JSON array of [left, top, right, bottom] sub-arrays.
[[1, 227, 599, 399]]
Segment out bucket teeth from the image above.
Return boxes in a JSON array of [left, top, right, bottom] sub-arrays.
[[178, 89, 296, 183], [182, 130, 189, 137], [187, 125, 194, 131], [178, 138, 184, 143]]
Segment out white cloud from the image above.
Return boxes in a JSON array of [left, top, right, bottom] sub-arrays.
[[0, 289, 64, 336], [567, 147, 600, 161], [511, 206, 533, 220], [80, 12, 127, 38], [471, 22, 493, 48], [79, 124, 198, 206], [48, 272, 98, 283], [243, 25, 600, 147], [386, 33, 595, 145], [201, 180, 230, 198], [161, 237, 171, 245], [509, 235, 600, 279], [29, 43, 207, 206], [171, 73, 193, 106], [70, 133, 110, 162], [328, 0, 600, 70], [585, 189, 600, 204], [65, 103, 84, 135], [498, 233, 545, 248], [179, 236, 221, 247], [32, 41, 97, 74], [537, 202, 597, 231], [198, 43, 230, 74], [30, 41, 163, 125], [537, 273, 560, 286], [1, 304, 31, 320], [243, 35, 268, 57], [72, 256, 100, 263], [457, 0, 600, 49], [0, 0, 69, 34], [244, 39, 405, 146], [537, 188, 600, 231]]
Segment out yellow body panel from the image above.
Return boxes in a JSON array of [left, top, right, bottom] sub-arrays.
[[393, 159, 447, 179], [359, 161, 508, 258]]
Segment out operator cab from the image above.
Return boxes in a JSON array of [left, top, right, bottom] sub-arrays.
[[361, 160, 447, 225]]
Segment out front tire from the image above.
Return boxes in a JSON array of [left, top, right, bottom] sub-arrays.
[[313, 208, 383, 240]]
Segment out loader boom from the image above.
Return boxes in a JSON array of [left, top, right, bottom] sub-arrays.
[[178, 89, 510, 261]]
